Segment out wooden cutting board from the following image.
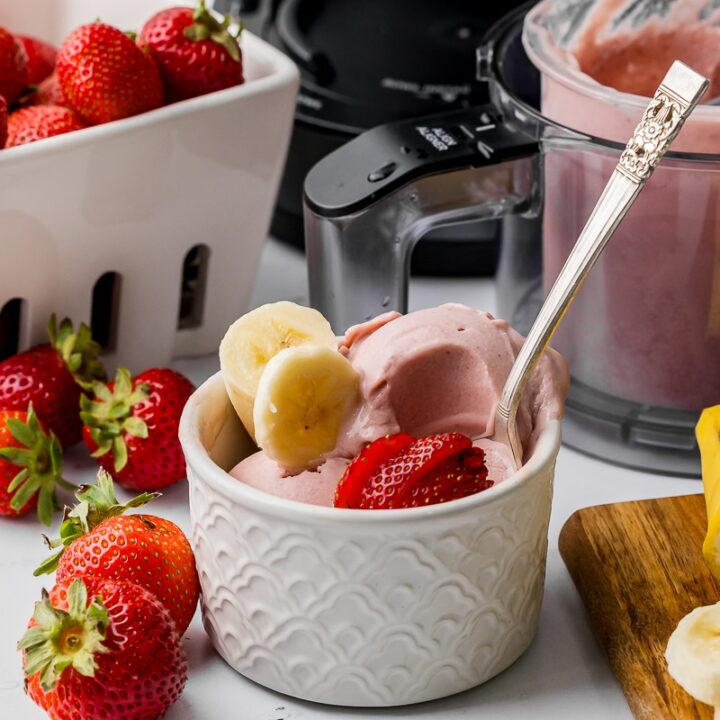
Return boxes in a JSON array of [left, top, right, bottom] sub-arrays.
[[559, 494, 720, 719]]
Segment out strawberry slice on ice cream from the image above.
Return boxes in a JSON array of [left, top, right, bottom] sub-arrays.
[[335, 432, 492, 509]]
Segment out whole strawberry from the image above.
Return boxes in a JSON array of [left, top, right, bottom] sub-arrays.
[[81, 367, 194, 490], [0, 27, 28, 105], [30, 72, 67, 107], [0, 316, 106, 448], [57, 23, 163, 125], [0, 95, 7, 148], [335, 432, 492, 509], [20, 577, 188, 720], [0, 404, 69, 524], [37, 471, 200, 634], [16, 34, 56, 86], [6, 105, 85, 147], [138, 0, 243, 102]]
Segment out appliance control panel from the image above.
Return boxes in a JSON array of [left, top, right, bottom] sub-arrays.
[[304, 105, 538, 218]]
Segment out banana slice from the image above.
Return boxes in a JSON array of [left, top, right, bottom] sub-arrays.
[[665, 602, 720, 712], [219, 301, 337, 439], [253, 345, 360, 471]]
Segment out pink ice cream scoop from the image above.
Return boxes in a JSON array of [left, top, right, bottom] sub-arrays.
[[230, 454, 348, 507], [230, 304, 569, 506], [335, 304, 568, 462]]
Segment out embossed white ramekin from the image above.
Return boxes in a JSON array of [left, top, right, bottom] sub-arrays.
[[179, 372, 562, 707]]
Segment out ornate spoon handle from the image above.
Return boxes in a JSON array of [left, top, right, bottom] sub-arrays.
[[494, 60, 709, 469]]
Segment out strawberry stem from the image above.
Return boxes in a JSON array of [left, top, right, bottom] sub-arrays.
[[47, 315, 106, 391], [184, 0, 242, 62], [34, 470, 159, 576], [79, 367, 150, 473], [19, 579, 109, 693], [0, 403, 70, 526]]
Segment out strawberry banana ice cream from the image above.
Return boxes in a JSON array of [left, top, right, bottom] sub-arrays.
[[226, 303, 569, 507], [523, 0, 720, 411], [526, 0, 720, 150]]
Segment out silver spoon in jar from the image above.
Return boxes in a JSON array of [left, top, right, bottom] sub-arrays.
[[494, 60, 709, 470]]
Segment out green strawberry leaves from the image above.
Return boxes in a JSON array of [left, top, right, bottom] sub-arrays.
[[35, 470, 159, 576], [18, 578, 110, 692], [48, 314, 107, 391], [0, 403, 72, 526], [80, 367, 151, 472], [184, 0, 242, 63]]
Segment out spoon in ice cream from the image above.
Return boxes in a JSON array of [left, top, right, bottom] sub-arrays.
[[494, 60, 709, 470]]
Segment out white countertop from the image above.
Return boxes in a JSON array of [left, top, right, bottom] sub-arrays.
[[1, 239, 698, 719]]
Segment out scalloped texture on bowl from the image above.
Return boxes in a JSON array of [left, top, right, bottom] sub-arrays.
[[180, 372, 562, 707]]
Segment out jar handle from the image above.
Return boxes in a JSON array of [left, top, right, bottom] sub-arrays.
[[304, 105, 540, 331]]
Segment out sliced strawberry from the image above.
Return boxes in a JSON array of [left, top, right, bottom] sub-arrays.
[[334, 433, 414, 508], [335, 432, 492, 510], [403, 447, 492, 508]]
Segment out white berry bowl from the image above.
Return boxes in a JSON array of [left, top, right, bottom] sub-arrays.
[[179, 372, 562, 707], [0, 0, 298, 372]]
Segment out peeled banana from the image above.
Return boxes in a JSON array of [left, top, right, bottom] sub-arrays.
[[253, 345, 360, 470], [697, 406, 720, 581], [219, 301, 337, 440]]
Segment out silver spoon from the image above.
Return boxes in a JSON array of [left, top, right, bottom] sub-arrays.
[[494, 60, 709, 469]]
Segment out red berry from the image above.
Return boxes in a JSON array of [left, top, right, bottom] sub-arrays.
[[0, 27, 28, 105], [57, 23, 163, 125], [6, 105, 85, 147], [335, 432, 492, 510], [57, 514, 199, 634], [0, 409, 38, 518], [0, 405, 66, 524], [0, 317, 105, 448], [0, 95, 7, 148], [16, 35, 56, 86], [21, 577, 187, 720], [138, 0, 243, 102], [30, 72, 67, 107], [38, 472, 199, 633], [81, 367, 195, 490], [334, 433, 413, 508]]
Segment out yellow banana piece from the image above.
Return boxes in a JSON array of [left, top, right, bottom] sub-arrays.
[[253, 345, 360, 471], [219, 301, 337, 441], [697, 406, 720, 580]]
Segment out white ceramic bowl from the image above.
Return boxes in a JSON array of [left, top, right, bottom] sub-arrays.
[[0, 0, 299, 372], [180, 372, 562, 707]]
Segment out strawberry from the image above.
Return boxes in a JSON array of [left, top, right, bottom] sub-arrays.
[[138, 0, 243, 102], [333, 433, 414, 508], [16, 35, 56, 86], [81, 367, 194, 490], [20, 577, 187, 720], [0, 404, 70, 525], [6, 105, 85, 147], [0, 27, 28, 105], [335, 432, 492, 509], [30, 72, 67, 107], [57, 23, 163, 125], [0, 95, 7, 148], [0, 316, 106, 448], [37, 471, 200, 634]]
